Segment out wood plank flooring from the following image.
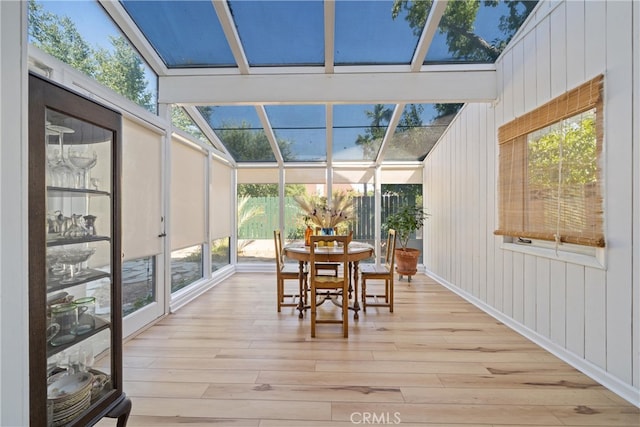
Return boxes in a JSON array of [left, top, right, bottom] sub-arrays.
[[96, 273, 639, 426]]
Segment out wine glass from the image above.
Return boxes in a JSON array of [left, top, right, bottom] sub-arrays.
[[68, 148, 97, 189], [46, 124, 75, 187]]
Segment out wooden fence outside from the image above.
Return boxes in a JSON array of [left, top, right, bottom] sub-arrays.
[[239, 194, 417, 241]]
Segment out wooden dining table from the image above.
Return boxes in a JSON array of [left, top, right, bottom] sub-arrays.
[[283, 241, 374, 319]]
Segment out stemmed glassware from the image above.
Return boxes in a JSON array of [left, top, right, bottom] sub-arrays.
[[68, 147, 98, 189], [58, 247, 96, 284], [46, 124, 75, 188]]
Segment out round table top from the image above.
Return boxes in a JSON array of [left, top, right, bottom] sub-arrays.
[[283, 241, 374, 262]]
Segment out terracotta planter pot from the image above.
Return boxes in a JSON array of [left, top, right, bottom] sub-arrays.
[[394, 248, 420, 280]]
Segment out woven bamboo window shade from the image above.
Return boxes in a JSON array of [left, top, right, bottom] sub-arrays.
[[495, 75, 605, 247]]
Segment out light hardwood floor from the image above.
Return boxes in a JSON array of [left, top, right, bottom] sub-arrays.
[[97, 272, 639, 426]]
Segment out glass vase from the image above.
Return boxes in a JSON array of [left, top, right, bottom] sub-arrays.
[[320, 227, 334, 236]]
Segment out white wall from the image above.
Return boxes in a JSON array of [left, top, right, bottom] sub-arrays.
[[423, 0, 639, 406], [0, 1, 30, 425]]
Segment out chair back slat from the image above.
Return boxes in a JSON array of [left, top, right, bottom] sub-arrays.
[[309, 234, 351, 279], [273, 229, 285, 271], [384, 229, 397, 271]]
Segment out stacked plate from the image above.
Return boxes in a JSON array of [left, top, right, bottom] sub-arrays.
[[47, 372, 93, 426]]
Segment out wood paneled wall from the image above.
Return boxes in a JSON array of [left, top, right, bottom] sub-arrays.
[[422, 0, 639, 406]]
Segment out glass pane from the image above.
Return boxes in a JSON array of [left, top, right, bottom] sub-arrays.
[[526, 109, 598, 235], [171, 244, 203, 293], [211, 237, 230, 273], [333, 104, 394, 161], [284, 183, 327, 245], [385, 103, 460, 161], [237, 184, 278, 263], [335, 0, 423, 65], [44, 105, 114, 404], [122, 256, 156, 317], [425, 0, 538, 63], [197, 106, 275, 162], [265, 105, 326, 162], [381, 184, 423, 262], [228, 0, 324, 66], [172, 107, 213, 147], [120, 0, 236, 68], [29, 1, 158, 113]]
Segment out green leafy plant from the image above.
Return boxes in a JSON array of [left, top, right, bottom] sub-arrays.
[[383, 205, 429, 251]]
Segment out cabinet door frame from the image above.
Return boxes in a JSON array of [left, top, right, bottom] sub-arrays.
[[28, 73, 124, 426]]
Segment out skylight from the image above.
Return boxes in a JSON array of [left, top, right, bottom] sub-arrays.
[[334, 0, 424, 65], [229, 0, 324, 67], [29, 0, 539, 165]]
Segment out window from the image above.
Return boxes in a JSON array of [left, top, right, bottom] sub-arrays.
[[122, 256, 156, 317], [237, 183, 278, 263], [496, 75, 604, 248], [29, 1, 158, 113], [211, 237, 230, 272], [171, 245, 203, 293]]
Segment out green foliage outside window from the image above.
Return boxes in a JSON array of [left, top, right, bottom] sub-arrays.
[[28, 0, 156, 112], [527, 112, 597, 188]]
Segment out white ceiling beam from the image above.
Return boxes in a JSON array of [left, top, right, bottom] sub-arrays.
[[211, 0, 250, 74], [411, 0, 449, 71], [325, 104, 333, 166], [324, 0, 335, 74], [159, 70, 497, 105], [375, 104, 405, 166], [255, 106, 284, 167], [99, 0, 168, 76], [182, 106, 236, 165]]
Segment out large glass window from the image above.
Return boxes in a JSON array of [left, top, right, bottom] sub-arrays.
[[211, 238, 230, 272], [497, 76, 604, 248], [171, 245, 203, 293], [284, 184, 322, 241], [237, 184, 278, 263], [122, 256, 155, 317], [283, 168, 327, 241], [28, 0, 158, 113], [381, 184, 423, 262], [171, 107, 213, 147]]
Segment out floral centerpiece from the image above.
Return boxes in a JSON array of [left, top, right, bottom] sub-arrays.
[[294, 192, 354, 232]]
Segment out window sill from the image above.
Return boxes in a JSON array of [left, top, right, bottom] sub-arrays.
[[501, 241, 606, 270]]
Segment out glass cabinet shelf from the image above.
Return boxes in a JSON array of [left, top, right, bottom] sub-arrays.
[[46, 269, 111, 293], [46, 236, 110, 247], [46, 317, 110, 358], [47, 187, 111, 198]]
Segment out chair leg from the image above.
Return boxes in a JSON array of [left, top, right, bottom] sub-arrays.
[[310, 287, 316, 338], [385, 279, 389, 303], [277, 278, 282, 312], [343, 290, 349, 338], [361, 278, 367, 313]]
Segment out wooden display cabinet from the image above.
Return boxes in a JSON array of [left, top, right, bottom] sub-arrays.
[[29, 73, 130, 426]]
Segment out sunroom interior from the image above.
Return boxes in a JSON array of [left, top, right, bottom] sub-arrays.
[[1, 0, 639, 424]]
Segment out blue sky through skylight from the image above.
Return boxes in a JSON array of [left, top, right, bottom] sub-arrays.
[[426, 1, 523, 63], [265, 105, 326, 161], [229, 0, 324, 66], [31, 0, 537, 163], [335, 0, 421, 65], [121, 0, 235, 67]]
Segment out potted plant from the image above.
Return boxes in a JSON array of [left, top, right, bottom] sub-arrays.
[[383, 205, 429, 281]]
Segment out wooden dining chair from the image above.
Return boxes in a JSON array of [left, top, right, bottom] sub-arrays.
[[274, 230, 306, 312], [309, 234, 351, 338], [312, 227, 339, 277], [360, 229, 397, 313]]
